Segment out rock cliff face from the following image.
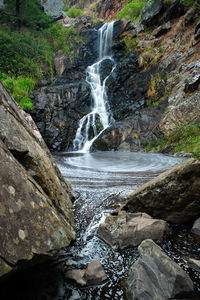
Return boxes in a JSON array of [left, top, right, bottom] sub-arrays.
[[31, 17, 98, 151], [0, 82, 75, 280], [97, 0, 124, 20], [40, 0, 64, 19], [32, 19, 147, 151], [31, 1, 200, 153], [65, 0, 124, 18]]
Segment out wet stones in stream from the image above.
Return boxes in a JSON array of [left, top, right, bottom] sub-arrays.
[[188, 259, 200, 272], [65, 259, 107, 287], [191, 217, 200, 237], [125, 239, 195, 300], [97, 211, 168, 250]]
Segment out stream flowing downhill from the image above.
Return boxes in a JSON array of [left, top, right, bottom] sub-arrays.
[[73, 22, 115, 152], [54, 152, 200, 299]]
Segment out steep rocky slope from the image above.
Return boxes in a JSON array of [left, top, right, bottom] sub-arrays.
[[31, 0, 200, 154]]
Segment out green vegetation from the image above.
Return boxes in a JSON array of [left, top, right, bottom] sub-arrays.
[[181, 0, 195, 6], [144, 122, 200, 159], [0, 1, 83, 110], [65, 7, 84, 18], [1, 73, 35, 110], [123, 37, 138, 55], [0, 0, 52, 30], [117, 0, 147, 22], [147, 73, 165, 106]]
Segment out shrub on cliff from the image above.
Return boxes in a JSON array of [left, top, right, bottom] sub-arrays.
[[0, 20, 83, 109], [0, 74, 34, 110], [0, 27, 46, 77], [117, 0, 147, 21], [65, 7, 84, 18]]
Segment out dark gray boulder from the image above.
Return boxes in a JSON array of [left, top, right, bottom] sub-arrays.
[[97, 211, 168, 250], [141, 0, 163, 27], [65, 260, 107, 286], [141, 0, 185, 28], [125, 159, 200, 224], [125, 239, 194, 300]]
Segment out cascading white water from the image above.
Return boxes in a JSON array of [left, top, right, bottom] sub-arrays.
[[73, 22, 115, 152]]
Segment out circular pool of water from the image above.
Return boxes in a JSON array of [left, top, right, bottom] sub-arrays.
[[56, 151, 183, 173]]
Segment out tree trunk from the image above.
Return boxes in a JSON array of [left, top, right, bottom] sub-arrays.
[[16, 0, 21, 29]]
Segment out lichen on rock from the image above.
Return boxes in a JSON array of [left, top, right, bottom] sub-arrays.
[[0, 81, 75, 280]]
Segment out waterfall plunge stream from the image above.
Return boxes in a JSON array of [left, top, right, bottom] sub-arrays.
[[73, 22, 115, 152]]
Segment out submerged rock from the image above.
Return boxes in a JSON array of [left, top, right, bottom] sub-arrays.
[[65, 260, 107, 286], [0, 82, 75, 280], [125, 158, 200, 224], [97, 211, 168, 250], [125, 239, 194, 300]]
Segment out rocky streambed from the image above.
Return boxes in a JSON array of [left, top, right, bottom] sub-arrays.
[[1, 152, 200, 299], [54, 152, 200, 299]]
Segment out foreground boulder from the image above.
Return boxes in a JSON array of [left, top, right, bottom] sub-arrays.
[[65, 260, 107, 286], [125, 159, 200, 224], [0, 82, 75, 280], [97, 211, 168, 250], [125, 239, 194, 300]]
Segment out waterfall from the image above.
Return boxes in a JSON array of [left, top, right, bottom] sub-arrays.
[[73, 22, 115, 152]]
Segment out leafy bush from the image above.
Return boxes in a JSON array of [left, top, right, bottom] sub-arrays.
[[43, 24, 80, 55], [1, 73, 35, 110], [180, 0, 195, 6], [117, 0, 147, 20], [66, 8, 84, 18], [0, 27, 47, 77], [123, 36, 138, 54], [0, 23, 83, 109]]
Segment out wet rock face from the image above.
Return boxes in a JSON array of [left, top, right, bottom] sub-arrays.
[[125, 239, 194, 300], [93, 100, 168, 152], [125, 159, 200, 224], [31, 25, 100, 151], [97, 211, 168, 250], [0, 82, 75, 280], [32, 81, 92, 151], [32, 19, 151, 152], [99, 58, 115, 84]]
